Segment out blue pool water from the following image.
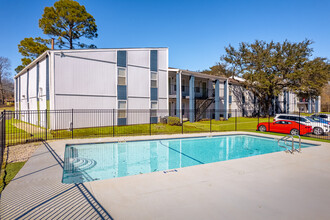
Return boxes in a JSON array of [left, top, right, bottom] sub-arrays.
[[62, 135, 316, 183]]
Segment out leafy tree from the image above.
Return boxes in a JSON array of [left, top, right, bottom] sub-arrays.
[[0, 57, 12, 104], [292, 57, 330, 99], [39, 0, 98, 49], [202, 62, 233, 77], [15, 37, 50, 73], [213, 39, 329, 114]]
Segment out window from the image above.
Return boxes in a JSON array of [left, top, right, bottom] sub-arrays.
[[118, 68, 126, 85], [290, 116, 299, 121], [196, 83, 201, 93], [182, 79, 185, 92], [151, 71, 157, 88], [118, 101, 126, 118], [151, 101, 157, 117]]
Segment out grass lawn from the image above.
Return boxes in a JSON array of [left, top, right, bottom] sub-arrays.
[[3, 115, 329, 146], [0, 106, 15, 111], [0, 161, 26, 193]]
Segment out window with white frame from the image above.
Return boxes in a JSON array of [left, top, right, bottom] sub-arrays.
[[151, 71, 157, 88], [118, 68, 126, 85], [151, 101, 157, 117], [118, 100, 127, 118]]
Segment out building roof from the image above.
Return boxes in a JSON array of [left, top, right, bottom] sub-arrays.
[[168, 67, 241, 85]]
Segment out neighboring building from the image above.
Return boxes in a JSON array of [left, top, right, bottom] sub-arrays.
[[14, 48, 169, 129], [14, 47, 321, 129], [168, 68, 320, 121]]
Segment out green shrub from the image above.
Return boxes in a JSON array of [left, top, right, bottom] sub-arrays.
[[167, 116, 180, 126]]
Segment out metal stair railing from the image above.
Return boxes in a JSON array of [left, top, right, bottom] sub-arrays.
[[277, 134, 302, 154], [195, 91, 215, 121], [195, 98, 214, 121], [292, 135, 302, 152]]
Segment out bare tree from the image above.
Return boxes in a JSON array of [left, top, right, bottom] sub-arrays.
[[0, 57, 11, 105]]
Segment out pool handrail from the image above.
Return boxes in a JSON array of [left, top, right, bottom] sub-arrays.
[[277, 134, 301, 153]]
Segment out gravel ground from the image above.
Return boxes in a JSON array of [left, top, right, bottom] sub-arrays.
[[4, 143, 42, 163]]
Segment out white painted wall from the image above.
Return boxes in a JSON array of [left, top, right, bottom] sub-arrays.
[[14, 48, 170, 129], [127, 66, 149, 98]]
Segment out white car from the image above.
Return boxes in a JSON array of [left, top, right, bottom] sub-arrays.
[[274, 114, 329, 135], [311, 114, 330, 122]]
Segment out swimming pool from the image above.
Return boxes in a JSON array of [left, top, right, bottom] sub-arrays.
[[62, 135, 316, 183]]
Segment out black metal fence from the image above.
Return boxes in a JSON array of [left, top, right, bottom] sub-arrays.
[[0, 109, 328, 147], [0, 108, 329, 191]]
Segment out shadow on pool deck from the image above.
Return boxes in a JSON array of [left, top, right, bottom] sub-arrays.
[[0, 141, 113, 220]]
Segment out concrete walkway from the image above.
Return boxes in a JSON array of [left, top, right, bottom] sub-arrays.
[[1, 132, 330, 219]]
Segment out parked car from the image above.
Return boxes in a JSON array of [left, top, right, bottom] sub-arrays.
[[257, 120, 313, 135], [273, 114, 329, 135], [307, 115, 330, 125], [310, 114, 330, 122]]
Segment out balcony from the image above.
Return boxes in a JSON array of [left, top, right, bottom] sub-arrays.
[[169, 84, 214, 99]]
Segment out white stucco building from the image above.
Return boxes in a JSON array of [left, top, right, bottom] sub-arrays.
[[14, 48, 168, 129]]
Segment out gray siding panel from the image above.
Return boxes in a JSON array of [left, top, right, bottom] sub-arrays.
[[151, 88, 158, 101], [150, 117, 157, 124], [118, 118, 126, 126], [117, 85, 127, 100], [150, 50, 157, 72], [117, 51, 127, 67]]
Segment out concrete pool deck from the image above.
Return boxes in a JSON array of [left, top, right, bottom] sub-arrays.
[[1, 132, 330, 219]]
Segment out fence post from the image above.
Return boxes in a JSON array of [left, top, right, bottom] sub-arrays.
[[3, 110, 6, 148], [180, 109, 183, 134], [1, 110, 5, 146], [268, 114, 270, 132], [45, 109, 47, 140], [112, 109, 115, 137], [149, 109, 151, 136], [210, 110, 212, 133], [235, 109, 237, 131], [298, 109, 301, 135], [1, 110, 7, 189], [71, 109, 74, 139], [258, 109, 260, 125]]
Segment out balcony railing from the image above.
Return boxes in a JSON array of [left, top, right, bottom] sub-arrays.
[[169, 84, 213, 99]]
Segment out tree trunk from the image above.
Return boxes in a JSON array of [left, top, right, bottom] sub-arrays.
[[69, 26, 73, 49], [0, 84, 4, 105]]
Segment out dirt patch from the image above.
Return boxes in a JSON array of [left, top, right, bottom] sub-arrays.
[[4, 143, 42, 163]]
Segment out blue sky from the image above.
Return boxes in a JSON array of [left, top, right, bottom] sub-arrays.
[[1, 0, 329, 77]]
